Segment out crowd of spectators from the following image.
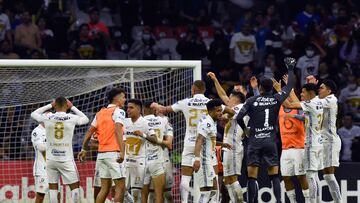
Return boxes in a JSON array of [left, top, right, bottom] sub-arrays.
[[0, 0, 359, 161]]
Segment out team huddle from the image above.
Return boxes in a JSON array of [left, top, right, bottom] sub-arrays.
[[30, 57, 342, 203]]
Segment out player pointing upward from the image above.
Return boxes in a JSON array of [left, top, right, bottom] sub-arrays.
[[151, 80, 209, 203], [31, 97, 89, 203]]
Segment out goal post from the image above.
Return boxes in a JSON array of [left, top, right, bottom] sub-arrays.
[[0, 60, 202, 202]]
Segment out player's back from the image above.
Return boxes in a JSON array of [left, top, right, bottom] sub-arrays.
[[31, 125, 46, 176], [320, 95, 340, 143], [172, 94, 209, 146], [223, 103, 246, 151], [246, 93, 283, 139], [301, 97, 324, 147], [44, 112, 82, 162], [144, 115, 168, 161]]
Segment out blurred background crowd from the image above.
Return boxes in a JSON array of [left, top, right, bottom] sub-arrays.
[[0, 0, 359, 162]]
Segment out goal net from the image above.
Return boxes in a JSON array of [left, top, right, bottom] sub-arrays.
[[0, 60, 201, 202]]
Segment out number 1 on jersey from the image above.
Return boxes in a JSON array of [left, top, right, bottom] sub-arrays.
[[264, 108, 269, 127]]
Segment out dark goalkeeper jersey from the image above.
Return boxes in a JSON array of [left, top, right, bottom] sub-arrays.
[[236, 69, 295, 141]]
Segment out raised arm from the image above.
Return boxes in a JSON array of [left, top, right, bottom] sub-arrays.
[[250, 76, 260, 96], [31, 104, 52, 122], [150, 103, 175, 115], [71, 106, 89, 125], [207, 72, 230, 105], [236, 99, 251, 130]]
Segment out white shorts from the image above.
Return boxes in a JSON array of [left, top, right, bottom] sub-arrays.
[[144, 162, 165, 185], [34, 175, 48, 194], [323, 142, 341, 168], [46, 160, 79, 185], [126, 164, 146, 189], [181, 146, 195, 167], [195, 163, 216, 188], [97, 158, 126, 180], [223, 150, 244, 177], [149, 160, 173, 190], [280, 148, 306, 176], [304, 146, 324, 171]]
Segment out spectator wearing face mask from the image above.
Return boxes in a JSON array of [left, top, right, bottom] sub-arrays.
[[339, 75, 360, 120], [129, 29, 157, 60], [295, 43, 326, 86]]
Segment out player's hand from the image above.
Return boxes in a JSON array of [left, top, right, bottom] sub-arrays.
[[207, 72, 217, 81], [66, 99, 73, 109], [223, 143, 233, 150], [306, 75, 318, 85], [284, 114, 295, 118], [234, 84, 248, 96], [51, 100, 56, 108], [78, 150, 87, 162], [150, 102, 159, 109], [271, 78, 282, 92], [282, 74, 288, 85], [117, 155, 124, 163], [193, 160, 200, 172], [250, 76, 258, 89]]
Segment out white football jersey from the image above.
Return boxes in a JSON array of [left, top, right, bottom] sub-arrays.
[[144, 115, 173, 163], [31, 104, 89, 162], [162, 117, 174, 161], [124, 116, 155, 164], [171, 94, 210, 147], [31, 125, 46, 176], [197, 115, 217, 164], [300, 97, 324, 147], [223, 104, 248, 152], [318, 95, 340, 143]]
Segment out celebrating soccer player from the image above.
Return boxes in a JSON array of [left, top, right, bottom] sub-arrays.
[[31, 97, 89, 203], [236, 57, 295, 203]]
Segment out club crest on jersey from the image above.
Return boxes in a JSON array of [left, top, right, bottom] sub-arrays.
[[207, 123, 211, 127], [33, 132, 37, 137]]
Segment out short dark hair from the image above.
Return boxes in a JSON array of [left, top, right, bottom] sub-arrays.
[[322, 80, 337, 94], [206, 99, 223, 111], [259, 78, 273, 93], [302, 83, 318, 93], [143, 100, 153, 109], [344, 113, 354, 120], [193, 80, 206, 93], [128, 99, 143, 110], [230, 90, 246, 103], [55, 96, 67, 107], [107, 88, 125, 103]]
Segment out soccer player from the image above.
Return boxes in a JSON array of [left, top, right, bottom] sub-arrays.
[[236, 57, 296, 203], [208, 72, 256, 202], [142, 101, 173, 203], [272, 77, 310, 202], [124, 99, 158, 203], [308, 76, 342, 202], [283, 83, 325, 203], [31, 97, 89, 203], [151, 80, 209, 203], [193, 99, 232, 203], [78, 88, 127, 203]]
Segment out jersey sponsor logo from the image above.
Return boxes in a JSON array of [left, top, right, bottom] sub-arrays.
[[147, 154, 159, 161], [50, 115, 71, 121], [32, 132, 37, 137], [51, 149, 66, 156], [207, 123, 211, 128], [254, 132, 271, 139], [188, 137, 196, 143], [148, 121, 162, 127]]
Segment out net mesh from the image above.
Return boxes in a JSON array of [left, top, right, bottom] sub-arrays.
[[0, 65, 195, 202]]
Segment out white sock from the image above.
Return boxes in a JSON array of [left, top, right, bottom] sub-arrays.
[[180, 175, 191, 203], [49, 189, 58, 203], [164, 191, 173, 203], [323, 174, 342, 203], [124, 191, 134, 203], [199, 191, 211, 203], [286, 189, 296, 203], [71, 188, 80, 203], [226, 184, 236, 202], [306, 171, 318, 203], [231, 181, 243, 202], [214, 175, 219, 201], [315, 173, 321, 203], [147, 191, 154, 203], [303, 189, 310, 203], [131, 189, 141, 203], [209, 190, 218, 203]]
